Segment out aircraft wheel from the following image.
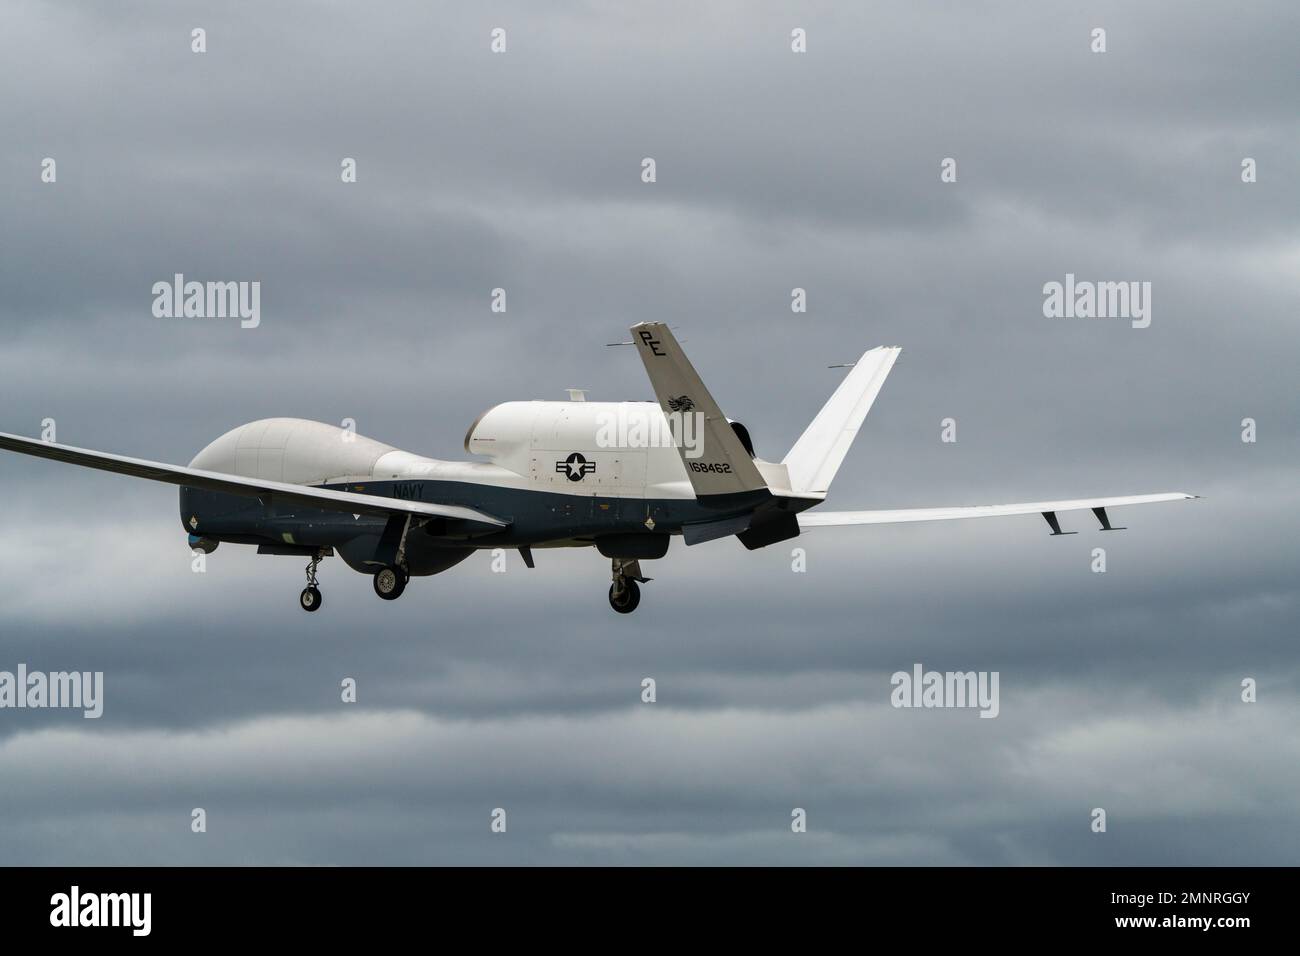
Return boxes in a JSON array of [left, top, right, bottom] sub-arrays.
[[299, 586, 322, 612], [373, 566, 407, 601], [608, 580, 640, 614]]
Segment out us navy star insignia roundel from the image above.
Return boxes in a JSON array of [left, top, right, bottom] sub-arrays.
[[555, 452, 595, 482]]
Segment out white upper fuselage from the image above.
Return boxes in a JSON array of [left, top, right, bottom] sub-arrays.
[[186, 402, 797, 500]]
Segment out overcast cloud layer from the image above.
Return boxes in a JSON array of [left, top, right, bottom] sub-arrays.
[[0, 0, 1297, 865]]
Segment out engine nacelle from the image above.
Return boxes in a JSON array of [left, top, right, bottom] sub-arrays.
[[727, 419, 756, 458]]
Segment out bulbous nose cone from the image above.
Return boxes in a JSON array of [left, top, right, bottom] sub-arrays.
[[188, 418, 397, 484]]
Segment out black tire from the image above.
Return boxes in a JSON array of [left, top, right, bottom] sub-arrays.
[[373, 566, 407, 601], [608, 579, 641, 614], [299, 586, 322, 612]]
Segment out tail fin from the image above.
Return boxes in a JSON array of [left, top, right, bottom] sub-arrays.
[[782, 346, 900, 496], [629, 322, 768, 500]]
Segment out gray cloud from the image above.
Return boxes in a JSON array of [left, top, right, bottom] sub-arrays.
[[0, 0, 1296, 864]]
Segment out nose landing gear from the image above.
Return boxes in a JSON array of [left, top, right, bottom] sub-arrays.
[[609, 558, 651, 614], [300, 552, 325, 612]]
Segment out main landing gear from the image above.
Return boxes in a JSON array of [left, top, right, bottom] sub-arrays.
[[300, 552, 324, 612], [296, 554, 407, 610], [373, 564, 408, 601], [608, 558, 651, 614]]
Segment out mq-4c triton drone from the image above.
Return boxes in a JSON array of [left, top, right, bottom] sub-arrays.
[[0, 323, 1194, 613]]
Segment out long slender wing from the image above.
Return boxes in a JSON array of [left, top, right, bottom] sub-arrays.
[[798, 493, 1196, 528], [0, 430, 507, 529]]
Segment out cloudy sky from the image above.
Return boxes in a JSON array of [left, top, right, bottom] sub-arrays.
[[0, 0, 1296, 865]]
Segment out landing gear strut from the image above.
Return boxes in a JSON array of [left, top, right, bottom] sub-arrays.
[[373, 565, 408, 601], [299, 552, 324, 612], [608, 558, 650, 614]]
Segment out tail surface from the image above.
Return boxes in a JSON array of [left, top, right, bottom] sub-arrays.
[[782, 346, 900, 496], [629, 322, 768, 501]]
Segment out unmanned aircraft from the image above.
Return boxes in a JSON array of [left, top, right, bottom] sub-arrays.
[[0, 323, 1194, 613]]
